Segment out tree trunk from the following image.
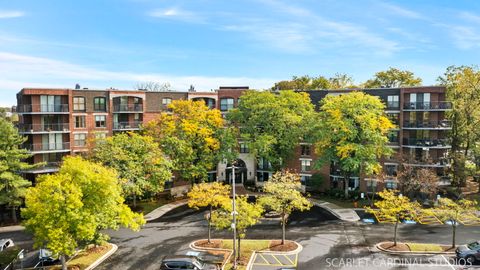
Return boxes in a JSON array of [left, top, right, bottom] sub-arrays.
[[237, 235, 241, 263], [11, 207, 17, 223], [133, 193, 137, 208], [452, 223, 456, 248], [282, 212, 286, 245], [208, 206, 212, 243], [344, 173, 349, 199], [60, 254, 67, 270], [393, 220, 398, 246]]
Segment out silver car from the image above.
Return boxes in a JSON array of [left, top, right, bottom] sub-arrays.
[[456, 241, 480, 263]]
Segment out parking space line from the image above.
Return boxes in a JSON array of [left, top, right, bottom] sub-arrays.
[[272, 255, 283, 265], [283, 255, 295, 265], [257, 253, 269, 264]]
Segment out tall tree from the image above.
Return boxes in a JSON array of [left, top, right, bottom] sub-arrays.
[[365, 189, 420, 246], [187, 182, 231, 243], [435, 198, 478, 249], [397, 166, 439, 199], [22, 156, 144, 270], [227, 90, 315, 170], [0, 117, 35, 222], [363, 67, 422, 88], [134, 81, 171, 91], [328, 73, 356, 89], [257, 171, 312, 245], [90, 133, 172, 207], [438, 65, 480, 187], [272, 74, 355, 90], [144, 100, 236, 183], [314, 92, 394, 198], [211, 195, 263, 263]]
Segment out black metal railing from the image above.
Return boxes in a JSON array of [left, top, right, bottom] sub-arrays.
[[17, 104, 69, 113], [113, 104, 143, 112], [386, 101, 400, 109], [113, 121, 142, 130], [23, 142, 70, 152], [403, 120, 452, 129], [17, 123, 70, 132], [403, 158, 449, 167], [402, 138, 450, 147], [403, 101, 452, 110]]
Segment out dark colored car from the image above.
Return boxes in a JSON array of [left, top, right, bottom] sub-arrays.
[[456, 241, 480, 263], [160, 255, 219, 270]]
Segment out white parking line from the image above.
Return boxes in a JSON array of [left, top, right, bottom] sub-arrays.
[[442, 255, 456, 270]]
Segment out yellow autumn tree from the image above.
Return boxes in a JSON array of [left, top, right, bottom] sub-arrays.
[[187, 182, 231, 243], [144, 100, 237, 183], [365, 189, 420, 246]]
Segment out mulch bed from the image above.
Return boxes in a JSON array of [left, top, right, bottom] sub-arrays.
[[269, 240, 298, 252], [379, 242, 455, 252], [195, 239, 222, 248]]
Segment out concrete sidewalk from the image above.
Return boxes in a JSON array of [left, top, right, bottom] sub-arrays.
[[144, 199, 189, 222], [0, 225, 25, 233], [310, 199, 360, 222]]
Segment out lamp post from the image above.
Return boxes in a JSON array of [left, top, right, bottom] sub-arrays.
[[226, 162, 238, 269]]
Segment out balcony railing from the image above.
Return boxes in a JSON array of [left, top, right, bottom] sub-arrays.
[[403, 158, 450, 167], [403, 120, 452, 129], [403, 101, 452, 110], [113, 121, 142, 130], [23, 143, 70, 152], [402, 138, 450, 147], [113, 104, 143, 112], [386, 101, 400, 110], [17, 104, 69, 113], [17, 123, 70, 133]]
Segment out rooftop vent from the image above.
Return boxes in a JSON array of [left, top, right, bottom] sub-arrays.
[[75, 84, 81, 90]]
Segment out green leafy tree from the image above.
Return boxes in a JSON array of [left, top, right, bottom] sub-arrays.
[[365, 189, 420, 246], [90, 132, 172, 207], [187, 182, 231, 243], [363, 67, 422, 88], [314, 92, 394, 198], [144, 100, 236, 183], [22, 156, 145, 270], [211, 195, 263, 263], [435, 198, 478, 249], [258, 171, 312, 244], [228, 90, 315, 170], [0, 117, 36, 222], [328, 73, 356, 89], [438, 65, 480, 187]]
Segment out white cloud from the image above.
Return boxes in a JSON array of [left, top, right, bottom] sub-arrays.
[[0, 10, 24, 19], [147, 7, 205, 23], [0, 51, 276, 106], [381, 3, 423, 20], [459, 11, 480, 24]]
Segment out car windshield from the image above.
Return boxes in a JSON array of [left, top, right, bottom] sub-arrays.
[[193, 258, 204, 268], [467, 242, 480, 250]]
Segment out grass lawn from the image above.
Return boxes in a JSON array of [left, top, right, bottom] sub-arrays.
[[220, 240, 271, 270], [133, 197, 170, 214], [51, 244, 113, 270], [406, 243, 443, 252]]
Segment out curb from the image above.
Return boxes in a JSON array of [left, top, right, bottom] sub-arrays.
[[0, 225, 25, 233], [84, 243, 118, 270], [375, 242, 455, 255], [189, 240, 232, 270], [144, 199, 189, 222]]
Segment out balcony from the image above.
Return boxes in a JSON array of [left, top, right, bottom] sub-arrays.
[[113, 121, 142, 131], [113, 104, 143, 112], [403, 158, 450, 168], [17, 104, 69, 114], [386, 101, 400, 110], [23, 162, 61, 174], [17, 123, 70, 133], [403, 101, 452, 111], [402, 138, 451, 149], [402, 120, 451, 130], [23, 143, 70, 153]]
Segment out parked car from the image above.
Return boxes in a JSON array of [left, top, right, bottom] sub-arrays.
[[0, 239, 14, 252], [160, 255, 219, 270], [456, 241, 480, 263], [33, 248, 60, 268]]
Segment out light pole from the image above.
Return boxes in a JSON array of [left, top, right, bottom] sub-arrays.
[[227, 162, 238, 269]]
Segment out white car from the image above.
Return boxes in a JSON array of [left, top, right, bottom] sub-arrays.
[[0, 239, 14, 252]]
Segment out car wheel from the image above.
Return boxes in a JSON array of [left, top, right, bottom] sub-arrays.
[[466, 255, 476, 264]]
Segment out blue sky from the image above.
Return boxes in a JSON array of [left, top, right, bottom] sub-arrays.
[[1, 0, 480, 106]]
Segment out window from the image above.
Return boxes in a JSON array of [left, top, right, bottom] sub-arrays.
[[385, 164, 397, 176], [162, 98, 172, 106], [239, 142, 249, 153], [385, 180, 397, 189], [94, 132, 107, 140], [73, 97, 85, 111], [366, 179, 377, 189], [220, 98, 234, 111], [93, 97, 106, 111], [95, 115, 106, 128], [387, 95, 399, 109], [301, 145, 311, 156], [74, 133, 87, 147], [386, 113, 399, 126], [301, 175, 311, 186], [257, 157, 272, 170], [74, 116, 86, 128], [387, 131, 399, 143], [301, 160, 311, 172], [40, 95, 63, 112], [257, 172, 271, 182]]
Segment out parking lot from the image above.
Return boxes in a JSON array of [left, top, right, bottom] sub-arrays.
[[251, 252, 298, 270]]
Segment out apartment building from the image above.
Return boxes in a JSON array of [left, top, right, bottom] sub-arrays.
[[16, 86, 451, 193]]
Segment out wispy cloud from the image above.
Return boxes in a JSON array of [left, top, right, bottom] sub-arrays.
[[0, 51, 275, 105], [381, 3, 423, 20], [147, 7, 205, 23], [459, 11, 480, 24], [0, 10, 25, 19]]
